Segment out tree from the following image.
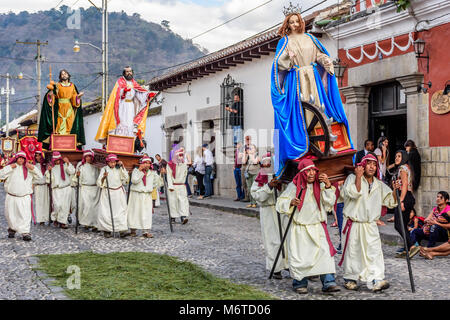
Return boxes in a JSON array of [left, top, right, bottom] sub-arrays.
[[161, 20, 170, 30]]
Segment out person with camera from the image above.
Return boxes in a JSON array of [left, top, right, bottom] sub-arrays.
[[243, 144, 260, 208]]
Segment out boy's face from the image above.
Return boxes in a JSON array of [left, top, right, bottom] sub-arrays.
[[108, 161, 116, 168]]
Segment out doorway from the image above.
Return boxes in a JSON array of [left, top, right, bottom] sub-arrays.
[[369, 82, 407, 165]]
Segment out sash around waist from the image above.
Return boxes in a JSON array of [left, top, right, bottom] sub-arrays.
[[7, 192, 31, 197], [58, 98, 71, 104]]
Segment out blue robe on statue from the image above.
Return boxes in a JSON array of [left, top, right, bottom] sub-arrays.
[[271, 33, 354, 177]]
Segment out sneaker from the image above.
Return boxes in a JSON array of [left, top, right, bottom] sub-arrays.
[[7, 228, 15, 239], [273, 272, 282, 280], [233, 198, 240, 201], [22, 234, 32, 241], [246, 204, 253, 208], [294, 287, 308, 294], [197, 196, 204, 200], [142, 233, 153, 238], [67, 216, 72, 224], [372, 280, 389, 292], [344, 281, 358, 291], [322, 285, 340, 293], [181, 216, 189, 225], [130, 230, 137, 237]]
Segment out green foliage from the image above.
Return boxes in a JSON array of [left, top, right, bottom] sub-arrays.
[[0, 7, 206, 118], [35, 252, 275, 300], [394, 0, 411, 12]]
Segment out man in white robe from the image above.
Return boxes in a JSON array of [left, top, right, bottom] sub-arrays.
[[74, 150, 100, 231], [340, 152, 398, 292], [250, 153, 289, 279], [33, 151, 49, 225], [276, 158, 339, 294], [166, 149, 190, 224], [96, 154, 130, 238], [1, 151, 43, 241], [127, 156, 163, 238], [45, 151, 75, 229]]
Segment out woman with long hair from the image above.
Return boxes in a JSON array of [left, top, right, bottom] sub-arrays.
[[404, 140, 421, 191], [392, 150, 416, 258], [374, 136, 389, 181]]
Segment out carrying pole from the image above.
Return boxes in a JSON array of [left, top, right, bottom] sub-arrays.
[[274, 187, 285, 259], [163, 173, 174, 233], [105, 172, 116, 238]]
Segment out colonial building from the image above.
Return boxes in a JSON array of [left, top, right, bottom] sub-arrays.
[[148, 0, 449, 216]]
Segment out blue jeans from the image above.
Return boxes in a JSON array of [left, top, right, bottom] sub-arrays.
[[204, 165, 213, 197], [234, 168, 244, 199], [232, 126, 242, 144], [293, 274, 337, 291], [185, 174, 192, 196]]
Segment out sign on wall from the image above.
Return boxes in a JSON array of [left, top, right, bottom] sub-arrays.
[[431, 90, 450, 115]]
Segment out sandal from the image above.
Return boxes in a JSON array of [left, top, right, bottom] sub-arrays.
[[142, 233, 153, 238]]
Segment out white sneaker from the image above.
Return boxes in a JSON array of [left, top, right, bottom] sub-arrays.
[[372, 280, 389, 292]]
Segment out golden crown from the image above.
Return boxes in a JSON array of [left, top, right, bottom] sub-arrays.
[[283, 2, 302, 16]]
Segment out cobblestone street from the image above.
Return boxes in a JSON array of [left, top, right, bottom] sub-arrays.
[[0, 186, 448, 300]]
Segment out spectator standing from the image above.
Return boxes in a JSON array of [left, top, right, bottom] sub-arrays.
[[243, 144, 260, 208], [233, 142, 245, 201], [354, 140, 374, 165], [193, 146, 206, 199], [404, 140, 421, 191], [374, 136, 389, 181], [392, 150, 416, 258], [241, 135, 252, 202], [202, 144, 214, 198], [225, 93, 243, 145]]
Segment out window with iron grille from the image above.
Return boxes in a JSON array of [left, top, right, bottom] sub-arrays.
[[220, 74, 243, 148]]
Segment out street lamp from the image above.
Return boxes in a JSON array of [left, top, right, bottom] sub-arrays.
[[73, 39, 107, 111], [333, 58, 347, 86], [413, 38, 429, 73]]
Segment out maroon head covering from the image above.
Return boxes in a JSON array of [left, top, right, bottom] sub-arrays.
[[105, 154, 119, 163], [81, 150, 95, 165], [8, 151, 28, 180], [357, 153, 380, 180], [139, 156, 153, 186], [167, 149, 184, 178], [255, 152, 272, 187], [292, 158, 321, 212], [51, 151, 66, 181], [34, 151, 46, 175]]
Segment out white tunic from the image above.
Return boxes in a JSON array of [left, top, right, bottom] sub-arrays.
[[341, 174, 397, 283], [45, 163, 75, 224], [73, 162, 100, 228], [96, 166, 129, 232], [166, 164, 189, 218], [1, 164, 43, 234], [33, 164, 50, 223], [251, 180, 289, 273], [276, 182, 336, 281], [127, 168, 163, 230], [113, 80, 149, 137]]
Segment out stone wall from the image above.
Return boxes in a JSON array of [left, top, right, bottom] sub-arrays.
[[417, 147, 450, 216]]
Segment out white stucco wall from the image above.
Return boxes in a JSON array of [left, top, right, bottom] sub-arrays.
[[83, 112, 102, 150], [144, 113, 163, 157]]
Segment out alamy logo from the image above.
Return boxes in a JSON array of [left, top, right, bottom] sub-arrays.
[[66, 8, 81, 30], [66, 265, 81, 289]]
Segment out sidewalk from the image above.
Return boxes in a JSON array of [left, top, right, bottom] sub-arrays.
[[188, 196, 403, 245]]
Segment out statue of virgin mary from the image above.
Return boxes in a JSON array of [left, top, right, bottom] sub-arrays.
[[271, 5, 353, 175]]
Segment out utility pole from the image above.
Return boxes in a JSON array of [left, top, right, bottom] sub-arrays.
[[16, 40, 48, 124], [0, 73, 16, 137], [102, 0, 108, 111]]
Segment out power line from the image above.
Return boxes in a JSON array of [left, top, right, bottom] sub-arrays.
[[189, 0, 273, 40], [10, 96, 38, 103], [137, 0, 330, 77]]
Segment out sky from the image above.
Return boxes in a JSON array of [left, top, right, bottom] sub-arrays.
[[0, 0, 338, 53]]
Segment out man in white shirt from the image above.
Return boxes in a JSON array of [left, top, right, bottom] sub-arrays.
[[202, 144, 214, 198]]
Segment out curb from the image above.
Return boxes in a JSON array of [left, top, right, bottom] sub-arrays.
[[189, 200, 259, 218], [27, 256, 71, 300], [188, 200, 403, 244]]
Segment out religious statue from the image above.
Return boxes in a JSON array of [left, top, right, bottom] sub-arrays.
[[271, 3, 353, 175], [38, 69, 86, 149], [95, 66, 156, 149]]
